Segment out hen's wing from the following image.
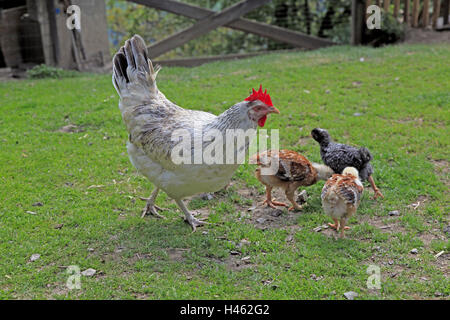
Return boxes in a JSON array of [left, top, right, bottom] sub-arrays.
[[112, 35, 216, 169]]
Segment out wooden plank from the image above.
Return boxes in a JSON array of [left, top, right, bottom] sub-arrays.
[[384, 0, 391, 13], [432, 0, 441, 28], [352, 0, 365, 45], [394, 0, 400, 17], [423, 0, 430, 27], [404, 0, 410, 24], [130, 0, 334, 49], [412, 0, 420, 27], [154, 49, 301, 67]]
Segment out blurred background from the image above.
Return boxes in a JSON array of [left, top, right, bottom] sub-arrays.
[[0, 0, 448, 76]]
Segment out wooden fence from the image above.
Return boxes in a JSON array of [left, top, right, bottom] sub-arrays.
[[128, 0, 335, 66]]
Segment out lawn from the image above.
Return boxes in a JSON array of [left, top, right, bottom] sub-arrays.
[[0, 44, 448, 300]]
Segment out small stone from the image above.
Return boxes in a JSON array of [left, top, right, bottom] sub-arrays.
[[87, 248, 95, 252], [313, 226, 322, 232], [230, 250, 240, 255], [388, 260, 394, 265], [270, 209, 283, 217], [32, 202, 43, 207], [241, 256, 251, 262], [30, 254, 40, 262], [389, 210, 400, 216], [54, 223, 64, 229], [202, 231, 208, 235], [353, 112, 363, 117], [247, 206, 256, 212], [256, 218, 266, 224], [201, 193, 214, 201], [344, 291, 358, 300], [434, 291, 443, 297], [26, 211, 37, 215], [81, 268, 96, 277], [325, 89, 331, 94], [359, 57, 365, 62], [410, 248, 418, 254]]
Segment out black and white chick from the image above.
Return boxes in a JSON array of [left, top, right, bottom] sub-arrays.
[[311, 128, 383, 199]]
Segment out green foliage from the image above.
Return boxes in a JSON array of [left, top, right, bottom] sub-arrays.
[[0, 44, 448, 299], [27, 64, 80, 79]]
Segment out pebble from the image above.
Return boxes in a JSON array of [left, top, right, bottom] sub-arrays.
[[256, 217, 266, 224], [344, 291, 358, 300], [81, 268, 96, 277], [30, 254, 40, 262], [389, 210, 400, 216], [410, 248, 418, 254]]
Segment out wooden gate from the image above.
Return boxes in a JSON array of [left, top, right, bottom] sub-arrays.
[[128, 0, 335, 66]]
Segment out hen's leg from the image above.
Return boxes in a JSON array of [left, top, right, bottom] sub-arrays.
[[140, 188, 165, 219], [339, 218, 349, 238], [175, 199, 208, 232], [368, 175, 384, 199], [263, 186, 288, 208]]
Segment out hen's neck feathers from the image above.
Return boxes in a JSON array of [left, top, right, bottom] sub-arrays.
[[206, 101, 256, 132]]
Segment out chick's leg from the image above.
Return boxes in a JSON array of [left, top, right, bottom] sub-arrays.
[[328, 218, 339, 230], [263, 186, 288, 208], [175, 199, 208, 232], [140, 188, 165, 219], [339, 218, 349, 238], [286, 187, 305, 211], [368, 175, 384, 199]]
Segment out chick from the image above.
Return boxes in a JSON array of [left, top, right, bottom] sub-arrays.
[[311, 128, 383, 199], [253, 149, 334, 211], [321, 167, 364, 238]]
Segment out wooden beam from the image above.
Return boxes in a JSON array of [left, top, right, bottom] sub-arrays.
[[155, 49, 301, 67], [404, 0, 410, 24], [432, 0, 441, 28], [423, 0, 430, 27], [412, 0, 420, 27], [129, 0, 334, 50]]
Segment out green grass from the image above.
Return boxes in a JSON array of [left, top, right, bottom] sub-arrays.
[[0, 44, 449, 300]]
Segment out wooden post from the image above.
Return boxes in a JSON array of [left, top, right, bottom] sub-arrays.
[[443, 0, 449, 25], [394, 0, 400, 17], [432, 0, 441, 28], [404, 0, 410, 24], [423, 0, 430, 27], [384, 0, 391, 13], [352, 0, 365, 45], [412, 0, 420, 27]]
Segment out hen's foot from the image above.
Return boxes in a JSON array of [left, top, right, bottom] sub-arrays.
[[184, 216, 209, 233], [139, 197, 166, 219], [263, 198, 288, 208], [288, 203, 306, 211], [328, 223, 339, 230]]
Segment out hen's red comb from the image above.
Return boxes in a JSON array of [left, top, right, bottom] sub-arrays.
[[245, 85, 273, 107]]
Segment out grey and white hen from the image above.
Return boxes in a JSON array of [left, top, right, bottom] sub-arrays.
[[311, 128, 383, 199]]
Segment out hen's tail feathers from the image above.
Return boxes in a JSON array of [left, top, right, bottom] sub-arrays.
[[359, 147, 373, 163], [112, 35, 160, 102]]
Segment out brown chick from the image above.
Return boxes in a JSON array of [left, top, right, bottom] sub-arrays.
[[253, 150, 334, 211], [321, 167, 364, 238]]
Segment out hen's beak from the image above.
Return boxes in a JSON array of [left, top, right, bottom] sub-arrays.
[[268, 106, 280, 114]]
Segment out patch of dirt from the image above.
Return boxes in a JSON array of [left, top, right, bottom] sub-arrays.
[[166, 248, 189, 262], [57, 124, 84, 133], [403, 27, 450, 45], [430, 159, 449, 187]]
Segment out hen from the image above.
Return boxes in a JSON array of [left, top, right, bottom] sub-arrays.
[[311, 128, 383, 199], [112, 35, 279, 231], [253, 149, 334, 211], [321, 167, 364, 238]]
